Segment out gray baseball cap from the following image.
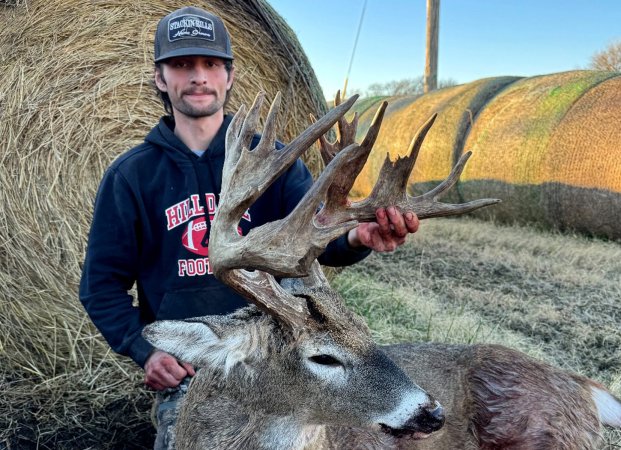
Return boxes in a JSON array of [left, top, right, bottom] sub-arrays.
[[154, 6, 233, 63]]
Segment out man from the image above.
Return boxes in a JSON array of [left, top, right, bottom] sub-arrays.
[[79, 6, 419, 448]]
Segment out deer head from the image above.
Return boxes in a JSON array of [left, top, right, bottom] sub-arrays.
[[143, 92, 498, 443]]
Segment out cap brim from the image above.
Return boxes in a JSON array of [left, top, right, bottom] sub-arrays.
[[155, 47, 234, 63]]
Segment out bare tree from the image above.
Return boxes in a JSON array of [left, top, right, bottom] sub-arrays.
[[590, 40, 621, 72], [365, 78, 422, 97], [362, 77, 457, 98], [438, 77, 458, 89]]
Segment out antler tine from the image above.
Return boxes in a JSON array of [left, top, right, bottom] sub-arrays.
[[317, 90, 360, 165], [223, 100, 250, 190], [422, 150, 471, 201], [365, 113, 437, 203], [316, 101, 388, 222], [221, 92, 276, 221]]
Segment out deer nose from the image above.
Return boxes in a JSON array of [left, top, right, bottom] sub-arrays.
[[418, 402, 445, 433], [403, 401, 444, 434]]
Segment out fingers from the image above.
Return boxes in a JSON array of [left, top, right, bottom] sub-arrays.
[[404, 211, 420, 233], [145, 379, 167, 391], [144, 350, 193, 390], [352, 208, 420, 253], [182, 362, 196, 377], [385, 207, 408, 238], [356, 222, 399, 252], [375, 208, 392, 237]]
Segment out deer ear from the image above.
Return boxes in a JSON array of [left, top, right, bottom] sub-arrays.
[[143, 317, 223, 365], [143, 313, 262, 370]]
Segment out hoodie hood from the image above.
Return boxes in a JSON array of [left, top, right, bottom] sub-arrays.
[[145, 115, 234, 159], [144, 114, 235, 201]]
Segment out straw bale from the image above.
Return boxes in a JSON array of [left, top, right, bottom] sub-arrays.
[[0, 0, 327, 446], [459, 70, 618, 225], [541, 75, 621, 238], [344, 95, 389, 121], [542, 75, 621, 193], [350, 77, 520, 199], [350, 70, 621, 239]]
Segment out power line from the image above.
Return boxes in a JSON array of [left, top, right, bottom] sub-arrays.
[[342, 0, 368, 99]]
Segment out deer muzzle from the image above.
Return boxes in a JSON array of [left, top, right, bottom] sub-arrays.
[[375, 392, 445, 439]]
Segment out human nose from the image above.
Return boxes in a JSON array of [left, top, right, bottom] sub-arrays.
[[190, 65, 210, 85]]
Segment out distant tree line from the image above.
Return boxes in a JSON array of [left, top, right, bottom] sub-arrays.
[[348, 76, 458, 98]]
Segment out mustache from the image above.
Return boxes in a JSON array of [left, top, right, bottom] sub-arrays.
[[183, 88, 217, 96]]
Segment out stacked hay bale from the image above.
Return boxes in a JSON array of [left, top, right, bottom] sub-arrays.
[[0, 0, 326, 446], [542, 76, 621, 236], [460, 70, 620, 237], [350, 76, 520, 199], [352, 70, 621, 240]]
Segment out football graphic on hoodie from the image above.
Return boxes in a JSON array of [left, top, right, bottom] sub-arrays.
[[182, 217, 210, 256]]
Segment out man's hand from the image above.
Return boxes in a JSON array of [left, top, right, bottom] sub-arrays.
[[348, 207, 419, 252], [144, 350, 195, 391]]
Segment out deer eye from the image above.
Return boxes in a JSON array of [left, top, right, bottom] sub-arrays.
[[309, 354, 342, 367]]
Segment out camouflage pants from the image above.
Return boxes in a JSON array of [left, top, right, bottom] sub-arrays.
[[152, 377, 191, 450]]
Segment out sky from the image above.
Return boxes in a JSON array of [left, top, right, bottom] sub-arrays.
[[267, 0, 621, 99]]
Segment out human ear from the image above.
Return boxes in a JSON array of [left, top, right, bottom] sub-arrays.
[[226, 66, 235, 90], [154, 67, 168, 92]]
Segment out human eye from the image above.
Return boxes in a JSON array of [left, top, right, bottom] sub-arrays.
[[205, 59, 222, 70], [170, 59, 189, 69]]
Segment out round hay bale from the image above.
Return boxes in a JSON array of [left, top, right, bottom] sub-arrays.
[[350, 76, 520, 199], [345, 95, 390, 121], [351, 94, 425, 198], [541, 75, 621, 238], [459, 70, 618, 226], [0, 0, 327, 446]]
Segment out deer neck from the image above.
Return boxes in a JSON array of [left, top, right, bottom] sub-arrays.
[[259, 416, 326, 449], [176, 368, 326, 449]]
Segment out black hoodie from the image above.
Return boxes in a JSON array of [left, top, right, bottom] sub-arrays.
[[79, 115, 370, 368]]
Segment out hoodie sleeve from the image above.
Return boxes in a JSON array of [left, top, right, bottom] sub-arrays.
[[280, 158, 371, 267], [79, 167, 154, 368]]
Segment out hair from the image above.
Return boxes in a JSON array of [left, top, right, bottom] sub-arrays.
[[153, 60, 234, 116]]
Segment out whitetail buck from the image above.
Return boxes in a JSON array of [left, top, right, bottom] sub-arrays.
[[143, 92, 621, 449]]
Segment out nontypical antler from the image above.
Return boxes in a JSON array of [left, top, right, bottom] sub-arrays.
[[209, 91, 499, 328], [210, 91, 365, 279], [209, 92, 360, 327], [315, 91, 499, 226]]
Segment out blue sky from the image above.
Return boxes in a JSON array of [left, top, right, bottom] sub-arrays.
[[267, 0, 621, 99]]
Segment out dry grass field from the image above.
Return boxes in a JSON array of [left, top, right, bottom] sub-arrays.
[[335, 216, 621, 449], [1, 217, 619, 448]]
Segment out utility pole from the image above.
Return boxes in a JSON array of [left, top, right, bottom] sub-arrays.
[[424, 0, 440, 93]]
